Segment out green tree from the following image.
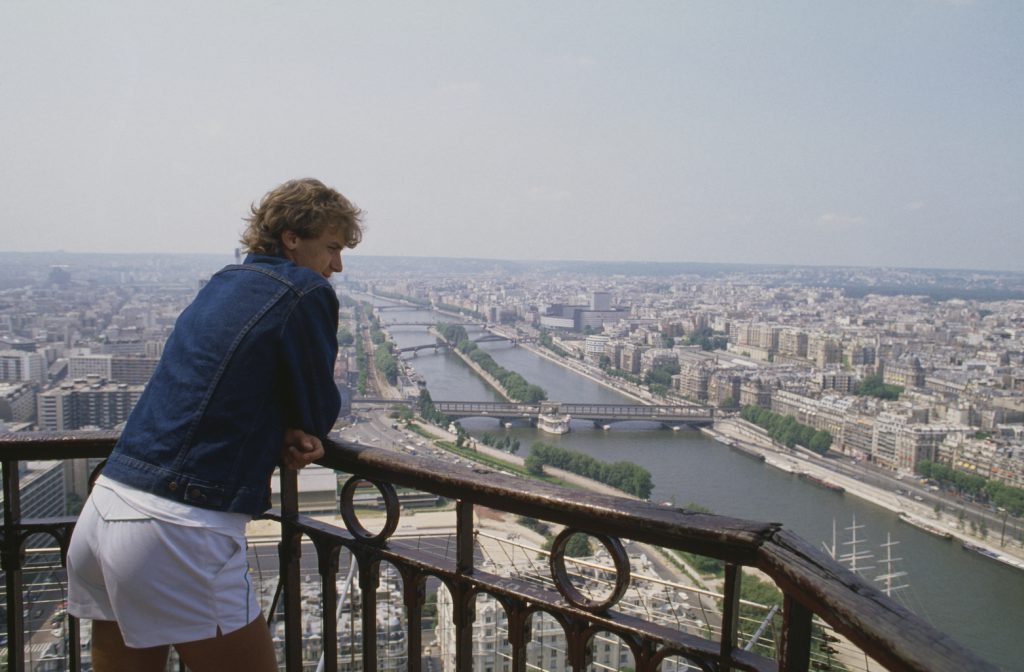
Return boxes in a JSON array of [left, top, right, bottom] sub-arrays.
[[526, 442, 653, 498], [564, 533, 593, 557], [645, 361, 680, 388], [857, 375, 903, 400], [686, 326, 728, 351], [374, 345, 399, 384], [524, 453, 545, 476], [741, 406, 832, 455]]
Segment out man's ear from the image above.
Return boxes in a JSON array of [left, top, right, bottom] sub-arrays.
[[281, 229, 299, 251]]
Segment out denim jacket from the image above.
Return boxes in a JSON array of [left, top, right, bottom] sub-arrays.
[[103, 254, 341, 516]]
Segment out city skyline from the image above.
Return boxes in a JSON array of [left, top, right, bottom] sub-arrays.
[[1, 2, 1022, 271]]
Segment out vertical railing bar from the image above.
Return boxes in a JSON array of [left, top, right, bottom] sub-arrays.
[[569, 618, 589, 671], [403, 571, 425, 672], [3, 459, 26, 672], [454, 499, 474, 672], [279, 468, 303, 672], [455, 499, 474, 573], [267, 576, 284, 625], [509, 608, 528, 672], [719, 562, 742, 672], [779, 594, 813, 672], [316, 541, 341, 672], [452, 583, 474, 672], [68, 613, 81, 672], [358, 558, 380, 671]]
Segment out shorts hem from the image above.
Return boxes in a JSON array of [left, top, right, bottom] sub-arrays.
[[67, 602, 115, 623], [124, 623, 217, 649], [123, 609, 262, 648]]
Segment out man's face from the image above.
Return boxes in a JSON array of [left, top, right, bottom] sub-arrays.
[[281, 229, 345, 278]]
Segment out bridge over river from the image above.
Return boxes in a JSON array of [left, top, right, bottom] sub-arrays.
[[431, 400, 714, 430], [390, 329, 521, 355]]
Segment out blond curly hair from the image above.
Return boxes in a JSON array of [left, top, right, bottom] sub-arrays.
[[240, 178, 363, 255]]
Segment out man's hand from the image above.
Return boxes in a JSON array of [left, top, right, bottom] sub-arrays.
[[282, 428, 324, 470]]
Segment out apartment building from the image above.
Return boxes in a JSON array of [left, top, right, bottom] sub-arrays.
[[844, 341, 877, 368], [739, 378, 772, 408], [707, 371, 742, 407], [110, 355, 160, 385], [639, 348, 678, 376], [584, 335, 610, 363], [36, 376, 143, 430], [883, 357, 926, 389], [807, 334, 842, 368], [870, 411, 968, 471], [0, 382, 36, 423], [68, 354, 114, 379], [816, 369, 858, 394], [938, 436, 1024, 489], [674, 360, 712, 402], [5, 460, 69, 530], [778, 329, 808, 358], [0, 349, 46, 384], [618, 343, 644, 374]]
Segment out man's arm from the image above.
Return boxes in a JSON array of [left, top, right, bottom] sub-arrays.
[[280, 285, 342, 436]]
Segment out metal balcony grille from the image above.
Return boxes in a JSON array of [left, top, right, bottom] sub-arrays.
[[1, 431, 996, 672]]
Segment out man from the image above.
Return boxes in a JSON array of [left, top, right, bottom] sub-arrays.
[[68, 178, 363, 671]]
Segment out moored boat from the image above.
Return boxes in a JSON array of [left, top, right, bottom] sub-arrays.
[[897, 512, 953, 540], [962, 541, 1001, 560], [728, 441, 767, 462], [797, 471, 845, 493], [537, 413, 571, 434]]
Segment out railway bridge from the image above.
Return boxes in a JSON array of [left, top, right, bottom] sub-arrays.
[[431, 400, 714, 430], [393, 330, 518, 355]]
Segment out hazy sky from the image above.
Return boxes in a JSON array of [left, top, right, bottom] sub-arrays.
[[1, 1, 1021, 271]]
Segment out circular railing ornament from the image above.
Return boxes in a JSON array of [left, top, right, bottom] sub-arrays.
[[339, 477, 400, 544], [549, 528, 631, 612]]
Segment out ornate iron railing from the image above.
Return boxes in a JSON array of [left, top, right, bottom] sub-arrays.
[[1, 431, 997, 671]]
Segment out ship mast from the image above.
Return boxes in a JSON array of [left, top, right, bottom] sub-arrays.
[[837, 515, 874, 576], [874, 533, 909, 598]]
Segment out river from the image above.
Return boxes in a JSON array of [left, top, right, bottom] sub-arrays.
[[370, 301, 1022, 669]]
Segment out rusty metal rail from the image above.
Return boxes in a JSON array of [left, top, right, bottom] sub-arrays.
[[1, 431, 998, 671]]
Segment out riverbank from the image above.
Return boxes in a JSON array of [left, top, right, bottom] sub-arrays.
[[430, 327, 517, 402], [515, 339, 654, 404], [707, 419, 1024, 573], [521, 335, 1024, 573]]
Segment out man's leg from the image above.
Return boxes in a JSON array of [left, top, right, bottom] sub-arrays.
[[173, 614, 278, 672], [91, 620, 170, 672]]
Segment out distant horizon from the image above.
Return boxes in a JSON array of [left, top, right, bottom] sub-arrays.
[[3, 249, 1024, 277]]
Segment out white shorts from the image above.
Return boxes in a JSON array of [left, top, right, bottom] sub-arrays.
[[67, 486, 260, 648]]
